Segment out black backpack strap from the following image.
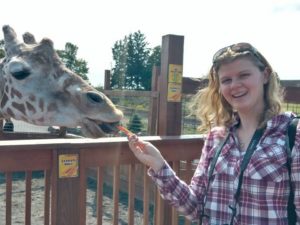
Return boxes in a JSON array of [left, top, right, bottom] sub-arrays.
[[228, 128, 265, 225], [208, 133, 230, 179], [199, 132, 230, 224], [287, 117, 299, 225], [287, 118, 299, 153]]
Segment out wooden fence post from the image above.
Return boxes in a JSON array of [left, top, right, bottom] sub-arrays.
[[148, 66, 160, 135], [51, 148, 86, 225], [156, 34, 184, 225], [157, 35, 184, 136], [104, 70, 111, 90]]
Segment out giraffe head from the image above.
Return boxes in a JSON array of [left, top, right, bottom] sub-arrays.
[[0, 25, 123, 138]]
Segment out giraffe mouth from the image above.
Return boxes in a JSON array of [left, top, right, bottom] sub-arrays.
[[81, 118, 121, 138], [98, 122, 120, 133]]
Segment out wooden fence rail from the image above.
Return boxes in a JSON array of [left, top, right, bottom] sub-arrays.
[[0, 135, 204, 225]]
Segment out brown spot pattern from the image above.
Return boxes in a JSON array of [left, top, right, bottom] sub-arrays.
[[6, 108, 15, 118], [12, 102, 26, 115], [1, 94, 8, 108], [63, 78, 74, 91], [39, 99, 44, 112], [21, 116, 29, 122], [36, 117, 45, 123], [47, 102, 58, 112], [29, 94, 36, 102], [11, 88, 22, 99], [26, 102, 36, 114]]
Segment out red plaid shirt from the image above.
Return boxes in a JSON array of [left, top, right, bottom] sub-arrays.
[[149, 112, 300, 225]]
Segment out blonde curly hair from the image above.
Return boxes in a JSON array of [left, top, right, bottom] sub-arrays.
[[189, 43, 283, 133]]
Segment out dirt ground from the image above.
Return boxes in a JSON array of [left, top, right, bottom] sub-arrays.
[[0, 177, 145, 225]]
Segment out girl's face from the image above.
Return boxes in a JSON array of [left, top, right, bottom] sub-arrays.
[[218, 58, 268, 114]]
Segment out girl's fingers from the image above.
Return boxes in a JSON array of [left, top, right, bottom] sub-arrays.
[[118, 126, 145, 150], [128, 134, 138, 142], [128, 135, 146, 150], [134, 141, 146, 151]]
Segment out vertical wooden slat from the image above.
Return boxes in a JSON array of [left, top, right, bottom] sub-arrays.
[[6, 172, 12, 225], [113, 165, 120, 225], [148, 66, 160, 135], [184, 160, 193, 225], [79, 150, 87, 225], [172, 161, 180, 225], [184, 217, 192, 225], [154, 187, 157, 225], [143, 165, 149, 225], [25, 171, 32, 225], [128, 164, 136, 225], [97, 167, 104, 225], [185, 160, 192, 182], [50, 150, 58, 225], [44, 170, 51, 225], [155, 187, 164, 225]]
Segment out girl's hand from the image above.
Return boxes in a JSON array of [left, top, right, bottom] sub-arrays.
[[128, 135, 165, 173]]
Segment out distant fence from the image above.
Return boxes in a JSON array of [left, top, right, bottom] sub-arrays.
[[104, 70, 300, 136]]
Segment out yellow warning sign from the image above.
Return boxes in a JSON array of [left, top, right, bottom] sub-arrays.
[[59, 154, 79, 178], [168, 64, 183, 102], [168, 64, 183, 84], [168, 83, 182, 102]]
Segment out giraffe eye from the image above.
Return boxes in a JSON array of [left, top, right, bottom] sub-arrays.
[[8, 59, 31, 80], [87, 92, 104, 104], [11, 69, 31, 80]]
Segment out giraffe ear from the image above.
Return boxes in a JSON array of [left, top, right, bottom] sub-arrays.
[[40, 38, 54, 48], [3, 25, 18, 44], [38, 38, 56, 55], [2, 25, 21, 56], [23, 32, 37, 44]]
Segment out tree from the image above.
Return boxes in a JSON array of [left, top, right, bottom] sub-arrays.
[[56, 42, 89, 81], [111, 31, 161, 90], [127, 113, 143, 134], [111, 39, 128, 89], [145, 45, 161, 90]]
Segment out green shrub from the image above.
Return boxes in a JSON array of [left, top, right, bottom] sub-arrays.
[[127, 114, 143, 134]]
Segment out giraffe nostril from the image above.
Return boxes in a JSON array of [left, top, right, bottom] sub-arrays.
[[87, 92, 103, 104]]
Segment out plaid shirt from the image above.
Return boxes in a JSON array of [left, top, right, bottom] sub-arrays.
[[149, 112, 300, 225]]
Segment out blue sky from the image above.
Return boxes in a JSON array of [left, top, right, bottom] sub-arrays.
[[1, 0, 300, 86]]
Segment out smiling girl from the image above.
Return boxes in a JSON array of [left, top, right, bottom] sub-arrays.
[[128, 43, 299, 225]]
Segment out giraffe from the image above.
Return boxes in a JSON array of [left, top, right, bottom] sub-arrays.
[[0, 25, 123, 138]]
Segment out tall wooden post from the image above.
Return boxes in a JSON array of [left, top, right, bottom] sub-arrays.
[[157, 34, 184, 136], [104, 70, 111, 90], [51, 148, 86, 225], [148, 66, 160, 135], [156, 35, 184, 225]]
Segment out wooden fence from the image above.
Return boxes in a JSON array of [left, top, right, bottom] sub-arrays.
[[0, 135, 204, 225]]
